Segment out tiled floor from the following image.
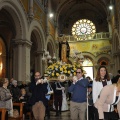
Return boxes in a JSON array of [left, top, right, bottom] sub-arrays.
[[45, 110, 70, 120]]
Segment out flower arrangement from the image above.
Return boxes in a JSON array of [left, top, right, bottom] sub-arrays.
[[46, 61, 81, 78]]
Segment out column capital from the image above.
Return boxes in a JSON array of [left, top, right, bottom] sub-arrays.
[[12, 39, 32, 48], [34, 51, 44, 56]]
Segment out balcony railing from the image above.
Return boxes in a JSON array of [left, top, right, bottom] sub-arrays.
[[58, 32, 111, 42]]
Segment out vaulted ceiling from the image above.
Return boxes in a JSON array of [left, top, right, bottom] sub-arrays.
[[49, 0, 111, 35]]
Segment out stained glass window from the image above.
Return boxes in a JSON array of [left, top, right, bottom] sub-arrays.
[[72, 19, 96, 40]]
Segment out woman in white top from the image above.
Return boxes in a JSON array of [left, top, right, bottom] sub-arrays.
[[93, 66, 112, 103]]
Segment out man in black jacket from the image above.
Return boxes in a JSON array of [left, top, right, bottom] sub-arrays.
[[29, 72, 48, 120]]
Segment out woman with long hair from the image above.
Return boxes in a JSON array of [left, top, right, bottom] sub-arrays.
[[93, 66, 112, 104]]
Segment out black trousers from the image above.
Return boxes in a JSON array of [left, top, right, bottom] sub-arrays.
[[88, 106, 94, 120], [54, 95, 62, 114], [94, 107, 119, 120]]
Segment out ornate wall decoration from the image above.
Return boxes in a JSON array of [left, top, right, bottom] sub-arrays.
[[48, 21, 55, 38], [72, 19, 96, 40], [69, 39, 111, 56], [33, 1, 46, 31], [20, 0, 29, 13]]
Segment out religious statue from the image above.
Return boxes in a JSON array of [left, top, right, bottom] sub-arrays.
[[59, 35, 70, 63]]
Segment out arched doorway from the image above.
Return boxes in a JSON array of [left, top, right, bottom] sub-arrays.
[[82, 57, 94, 80]]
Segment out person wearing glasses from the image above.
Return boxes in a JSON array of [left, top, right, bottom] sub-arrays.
[[68, 67, 89, 120]]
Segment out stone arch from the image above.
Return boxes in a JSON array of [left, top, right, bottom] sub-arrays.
[[0, 0, 28, 39], [0, 0, 29, 79], [96, 54, 111, 64], [29, 20, 46, 51], [69, 52, 95, 65], [29, 20, 46, 74], [46, 35, 56, 57], [82, 52, 95, 64]]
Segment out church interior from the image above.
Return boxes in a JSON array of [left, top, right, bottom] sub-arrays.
[[0, 0, 120, 119], [0, 0, 120, 82]]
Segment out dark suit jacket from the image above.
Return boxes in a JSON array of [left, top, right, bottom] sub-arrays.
[[29, 83, 48, 106]]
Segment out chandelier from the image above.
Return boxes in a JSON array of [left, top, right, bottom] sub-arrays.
[[42, 49, 57, 65]]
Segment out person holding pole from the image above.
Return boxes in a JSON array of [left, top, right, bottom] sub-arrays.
[[68, 68, 89, 120]]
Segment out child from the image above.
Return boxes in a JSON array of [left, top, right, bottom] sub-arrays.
[[19, 88, 30, 117]]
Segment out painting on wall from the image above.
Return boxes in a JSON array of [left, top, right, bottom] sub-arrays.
[[69, 39, 111, 57]]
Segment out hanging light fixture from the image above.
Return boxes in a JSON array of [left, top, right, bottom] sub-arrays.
[[42, 49, 57, 66], [71, 50, 84, 65]]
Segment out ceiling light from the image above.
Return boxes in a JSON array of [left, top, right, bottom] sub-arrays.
[[49, 13, 53, 18], [109, 5, 113, 10]]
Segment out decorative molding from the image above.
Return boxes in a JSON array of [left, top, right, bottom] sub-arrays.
[[12, 39, 32, 48]]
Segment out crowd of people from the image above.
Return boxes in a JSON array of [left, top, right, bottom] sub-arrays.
[[0, 67, 120, 120]]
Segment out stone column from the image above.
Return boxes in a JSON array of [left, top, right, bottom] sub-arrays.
[[22, 40, 32, 83], [46, 12, 49, 36], [107, 17, 112, 38], [115, 56, 117, 74], [55, 20, 58, 40], [28, 0, 34, 19], [93, 61, 98, 78], [117, 55, 120, 71], [12, 45, 17, 79], [12, 39, 32, 84], [34, 51, 44, 75]]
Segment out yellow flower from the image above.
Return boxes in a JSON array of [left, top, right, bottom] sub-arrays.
[[56, 66, 58, 68], [73, 67, 77, 71], [56, 73, 59, 76], [73, 72, 76, 76], [51, 66, 54, 70], [62, 65, 65, 68], [63, 70, 67, 73], [52, 73, 54, 76], [46, 61, 82, 78], [60, 67, 63, 71], [68, 71, 70, 74]]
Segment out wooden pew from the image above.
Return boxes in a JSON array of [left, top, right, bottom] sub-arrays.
[[0, 108, 7, 120], [9, 103, 24, 120]]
